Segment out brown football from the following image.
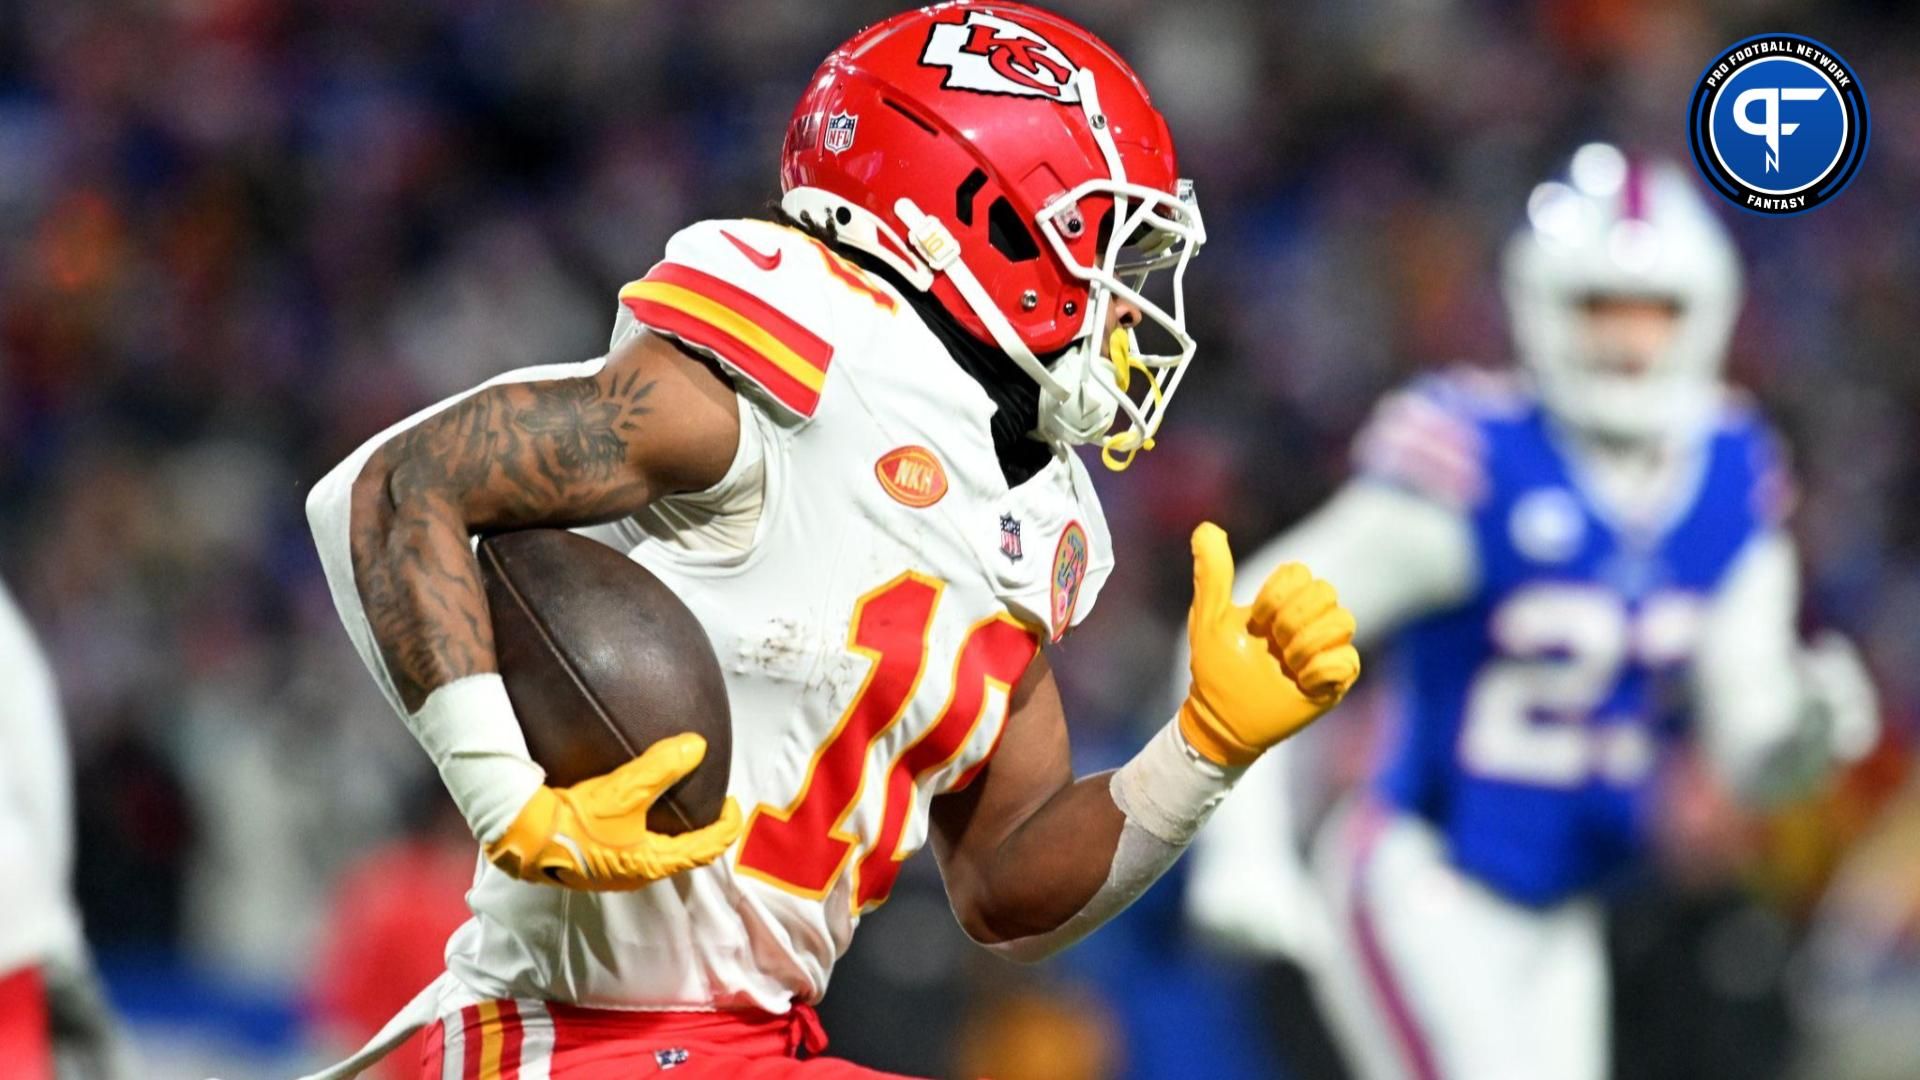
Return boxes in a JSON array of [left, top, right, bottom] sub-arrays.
[[478, 528, 731, 835]]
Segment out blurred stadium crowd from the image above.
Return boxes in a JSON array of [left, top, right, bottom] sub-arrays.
[[1, 0, 1917, 1076]]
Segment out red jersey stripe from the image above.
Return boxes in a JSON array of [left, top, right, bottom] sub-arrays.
[[497, 1000, 523, 1080], [621, 296, 824, 418], [641, 262, 831, 373], [459, 1005, 483, 1080]]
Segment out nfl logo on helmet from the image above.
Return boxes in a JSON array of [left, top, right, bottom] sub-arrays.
[[824, 111, 857, 154]]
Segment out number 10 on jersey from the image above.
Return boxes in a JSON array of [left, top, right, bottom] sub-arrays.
[[735, 573, 1039, 911]]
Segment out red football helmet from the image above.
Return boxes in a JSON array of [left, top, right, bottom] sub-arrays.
[[780, 1, 1205, 466]]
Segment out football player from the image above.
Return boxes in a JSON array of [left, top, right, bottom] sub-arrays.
[[0, 580, 133, 1080], [1184, 145, 1879, 1080], [303, 4, 1360, 1078]]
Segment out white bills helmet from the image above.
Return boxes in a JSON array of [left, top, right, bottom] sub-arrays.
[[1502, 144, 1743, 442]]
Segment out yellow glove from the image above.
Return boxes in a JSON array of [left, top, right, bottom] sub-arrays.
[[485, 733, 743, 891], [1179, 523, 1361, 767]]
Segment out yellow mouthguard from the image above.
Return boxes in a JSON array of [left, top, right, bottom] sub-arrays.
[[1101, 430, 1156, 471], [1100, 328, 1164, 472], [1109, 327, 1135, 393]]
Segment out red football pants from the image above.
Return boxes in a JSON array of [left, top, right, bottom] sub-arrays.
[[419, 998, 922, 1078], [0, 966, 53, 1080]]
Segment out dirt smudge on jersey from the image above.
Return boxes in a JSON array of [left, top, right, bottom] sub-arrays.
[[732, 616, 822, 686]]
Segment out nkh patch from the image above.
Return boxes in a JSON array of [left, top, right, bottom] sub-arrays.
[[875, 445, 948, 508], [1049, 521, 1089, 639], [825, 111, 858, 154]]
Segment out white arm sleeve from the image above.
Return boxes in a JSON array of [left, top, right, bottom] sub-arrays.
[[1693, 530, 1851, 803], [0, 582, 84, 973], [1231, 481, 1479, 647], [1162, 480, 1476, 722]]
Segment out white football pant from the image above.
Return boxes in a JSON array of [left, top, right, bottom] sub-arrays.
[[1305, 801, 1608, 1080]]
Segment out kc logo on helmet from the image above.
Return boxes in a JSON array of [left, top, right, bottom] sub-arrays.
[[921, 11, 1081, 103], [1688, 33, 1868, 215]]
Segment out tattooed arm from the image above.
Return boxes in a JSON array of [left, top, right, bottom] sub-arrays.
[[305, 329, 747, 874], [337, 331, 740, 711]]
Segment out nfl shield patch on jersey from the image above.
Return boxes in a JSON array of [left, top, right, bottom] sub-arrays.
[[998, 513, 1024, 563]]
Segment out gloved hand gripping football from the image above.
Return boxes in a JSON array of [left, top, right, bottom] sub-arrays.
[[486, 733, 743, 890]]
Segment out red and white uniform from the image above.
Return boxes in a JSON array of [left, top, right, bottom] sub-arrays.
[[308, 219, 1112, 1071], [0, 582, 81, 1080], [460, 217, 1111, 1008]]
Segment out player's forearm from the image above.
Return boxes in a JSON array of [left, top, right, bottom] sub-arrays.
[[307, 414, 541, 844], [1702, 640, 1877, 805], [348, 441, 499, 711], [1693, 531, 1876, 803], [308, 362, 679, 846], [344, 420, 540, 714], [339, 371, 664, 710], [948, 530, 1356, 963], [946, 773, 1126, 944], [962, 723, 1240, 963]]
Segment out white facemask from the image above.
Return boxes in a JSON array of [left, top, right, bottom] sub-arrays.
[[1503, 145, 1743, 444]]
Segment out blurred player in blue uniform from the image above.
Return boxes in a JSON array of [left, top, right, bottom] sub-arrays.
[[1185, 145, 1879, 1080]]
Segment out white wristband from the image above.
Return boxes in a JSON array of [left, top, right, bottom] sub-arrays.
[[406, 674, 546, 845], [987, 719, 1244, 963], [1110, 719, 1243, 847]]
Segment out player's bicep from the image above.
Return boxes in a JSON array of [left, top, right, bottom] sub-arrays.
[[931, 651, 1133, 943], [378, 330, 740, 533], [929, 650, 1073, 883]]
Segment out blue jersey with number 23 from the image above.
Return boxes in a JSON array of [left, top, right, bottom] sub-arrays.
[[1360, 371, 1787, 907]]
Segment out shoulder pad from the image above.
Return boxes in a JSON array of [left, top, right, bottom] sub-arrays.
[[1351, 368, 1504, 510], [1712, 386, 1769, 433], [617, 219, 886, 421], [1413, 366, 1531, 419]]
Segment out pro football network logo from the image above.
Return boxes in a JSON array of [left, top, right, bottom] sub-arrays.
[[921, 11, 1080, 102], [1687, 34, 1868, 215]]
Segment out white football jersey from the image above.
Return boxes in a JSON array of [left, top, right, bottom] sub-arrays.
[[0, 580, 83, 980], [441, 218, 1114, 1013]]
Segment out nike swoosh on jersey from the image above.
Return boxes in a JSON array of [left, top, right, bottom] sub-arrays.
[[619, 261, 833, 417], [722, 229, 782, 271]]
